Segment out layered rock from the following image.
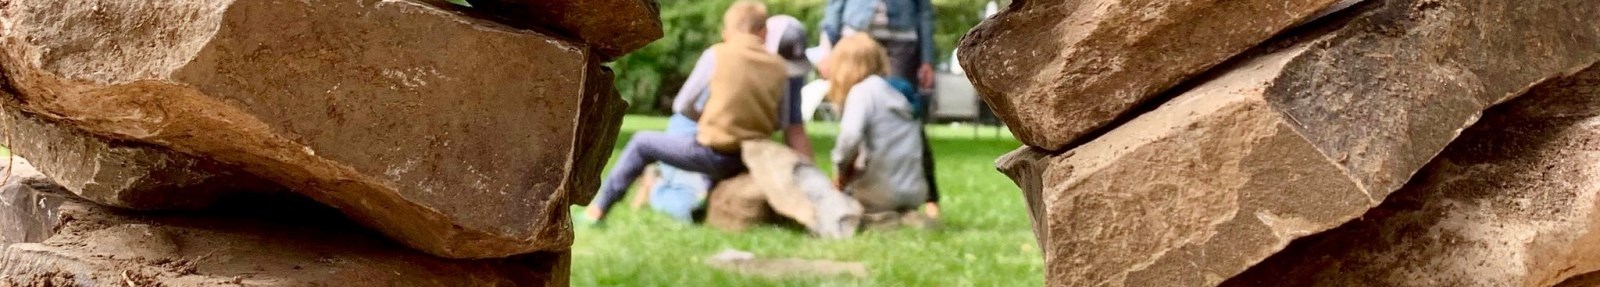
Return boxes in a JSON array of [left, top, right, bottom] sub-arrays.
[[958, 0, 1347, 151], [566, 63, 629, 205], [464, 0, 663, 60], [741, 141, 861, 239], [995, 147, 1051, 250], [0, 157, 66, 247], [0, 0, 617, 258], [0, 168, 568, 286], [1223, 64, 1600, 287], [995, 0, 1600, 285], [0, 91, 279, 211]]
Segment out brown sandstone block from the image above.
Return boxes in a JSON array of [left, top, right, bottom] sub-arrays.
[[959, 0, 1346, 151], [565, 62, 628, 205], [0, 92, 279, 211], [0, 172, 568, 286], [464, 0, 663, 60], [0, 0, 616, 258], [1224, 63, 1600, 287], [997, 0, 1600, 285], [0, 157, 66, 247]]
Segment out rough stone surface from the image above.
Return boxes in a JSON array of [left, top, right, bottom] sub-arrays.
[[995, 0, 1600, 285], [996, 147, 1051, 250], [0, 157, 65, 248], [1223, 64, 1600, 287], [741, 141, 862, 239], [0, 0, 611, 258], [1557, 271, 1600, 287], [464, 0, 662, 60], [704, 174, 771, 232], [566, 63, 628, 205], [958, 0, 1345, 151], [0, 91, 280, 211], [0, 176, 568, 286]]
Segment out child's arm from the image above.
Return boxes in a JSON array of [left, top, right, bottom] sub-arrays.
[[831, 87, 872, 185], [673, 49, 717, 120]]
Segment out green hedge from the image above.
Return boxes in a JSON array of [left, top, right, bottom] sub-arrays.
[[611, 0, 999, 114]]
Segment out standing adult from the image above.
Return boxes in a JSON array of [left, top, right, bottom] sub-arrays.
[[820, 0, 936, 94]]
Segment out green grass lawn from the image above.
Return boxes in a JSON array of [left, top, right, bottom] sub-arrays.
[[572, 115, 1042, 286]]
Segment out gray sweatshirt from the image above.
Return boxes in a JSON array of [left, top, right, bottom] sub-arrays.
[[833, 75, 928, 212]]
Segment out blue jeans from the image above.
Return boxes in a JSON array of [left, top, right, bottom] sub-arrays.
[[590, 131, 746, 216], [649, 164, 708, 221], [647, 115, 712, 221]]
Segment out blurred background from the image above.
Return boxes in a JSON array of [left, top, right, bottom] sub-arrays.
[[491, 0, 1038, 285], [610, 0, 1004, 121]]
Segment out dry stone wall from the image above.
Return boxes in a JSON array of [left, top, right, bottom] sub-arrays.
[[975, 0, 1600, 286], [0, 0, 659, 284]]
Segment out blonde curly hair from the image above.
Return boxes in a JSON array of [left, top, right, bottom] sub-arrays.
[[820, 33, 891, 108]]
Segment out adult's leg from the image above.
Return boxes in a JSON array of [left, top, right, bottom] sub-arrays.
[[590, 131, 744, 216], [878, 38, 921, 83], [878, 37, 934, 121]]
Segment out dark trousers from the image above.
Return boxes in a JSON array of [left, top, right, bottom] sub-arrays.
[[878, 36, 940, 204], [590, 132, 747, 213]]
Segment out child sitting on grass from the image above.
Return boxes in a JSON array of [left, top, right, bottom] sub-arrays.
[[819, 33, 931, 216]]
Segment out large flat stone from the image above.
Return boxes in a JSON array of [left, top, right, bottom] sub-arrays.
[[958, 0, 1346, 151], [0, 0, 610, 258], [0, 172, 568, 286], [741, 141, 861, 239], [1223, 64, 1600, 287], [464, 0, 662, 60], [0, 91, 280, 211], [996, 0, 1600, 285]]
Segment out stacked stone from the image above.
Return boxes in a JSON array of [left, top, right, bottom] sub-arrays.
[[961, 0, 1600, 286], [0, 0, 659, 285]]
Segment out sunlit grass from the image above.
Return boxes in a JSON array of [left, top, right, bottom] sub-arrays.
[[572, 115, 1041, 286]]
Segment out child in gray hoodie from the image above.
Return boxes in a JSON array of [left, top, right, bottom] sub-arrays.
[[821, 33, 929, 213]]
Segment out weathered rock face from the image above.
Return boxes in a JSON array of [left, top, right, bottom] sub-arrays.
[[741, 141, 862, 239], [958, 0, 1345, 151], [566, 63, 628, 205], [0, 172, 568, 286], [0, 157, 66, 247], [1223, 64, 1600, 287], [0, 0, 615, 258], [465, 0, 663, 60], [995, 147, 1051, 251], [704, 174, 771, 232], [1558, 271, 1600, 287], [995, 0, 1600, 285], [0, 91, 280, 211]]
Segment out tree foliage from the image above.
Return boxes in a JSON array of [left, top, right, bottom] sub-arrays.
[[610, 0, 1000, 114]]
